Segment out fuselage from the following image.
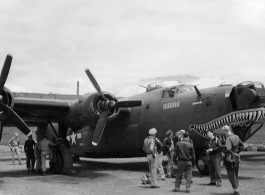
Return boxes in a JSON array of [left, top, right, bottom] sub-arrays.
[[68, 82, 265, 158]]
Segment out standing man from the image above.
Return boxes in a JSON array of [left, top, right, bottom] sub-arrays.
[[155, 137, 166, 181], [205, 131, 222, 187], [173, 132, 195, 193], [222, 125, 244, 195], [173, 130, 185, 146], [34, 141, 41, 173], [143, 128, 159, 188], [38, 136, 56, 176], [24, 135, 36, 171], [8, 133, 22, 165], [163, 129, 175, 178]]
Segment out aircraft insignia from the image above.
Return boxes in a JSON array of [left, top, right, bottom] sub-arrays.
[[66, 132, 82, 145]]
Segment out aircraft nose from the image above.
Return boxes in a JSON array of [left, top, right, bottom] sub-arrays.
[[229, 81, 265, 110]]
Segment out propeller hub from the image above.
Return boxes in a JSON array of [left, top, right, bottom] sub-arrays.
[[108, 100, 116, 108], [99, 101, 108, 111]]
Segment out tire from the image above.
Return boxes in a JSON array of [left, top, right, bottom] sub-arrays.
[[196, 155, 209, 175], [51, 144, 73, 174]]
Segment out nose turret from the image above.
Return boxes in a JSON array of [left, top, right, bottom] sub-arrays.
[[229, 81, 265, 110]]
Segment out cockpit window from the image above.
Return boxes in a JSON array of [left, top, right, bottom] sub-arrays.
[[162, 90, 175, 98], [163, 91, 170, 98], [253, 82, 265, 97], [177, 85, 195, 93], [162, 85, 194, 98]]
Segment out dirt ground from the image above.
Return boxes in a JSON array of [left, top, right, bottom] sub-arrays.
[[0, 151, 264, 195]]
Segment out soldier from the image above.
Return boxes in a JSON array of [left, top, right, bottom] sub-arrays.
[[155, 137, 165, 181], [173, 130, 185, 146], [34, 141, 41, 173], [38, 136, 56, 176], [24, 135, 36, 171], [8, 133, 22, 165], [205, 131, 222, 187], [222, 125, 244, 195], [172, 132, 195, 193], [143, 128, 159, 188], [163, 129, 175, 178]]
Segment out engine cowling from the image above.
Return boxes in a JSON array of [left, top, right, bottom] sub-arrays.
[[65, 92, 119, 130], [0, 87, 14, 120]]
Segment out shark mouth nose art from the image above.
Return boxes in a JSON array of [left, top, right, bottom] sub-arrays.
[[189, 108, 265, 138]]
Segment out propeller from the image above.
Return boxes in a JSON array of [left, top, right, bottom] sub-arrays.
[[0, 54, 32, 138], [85, 69, 142, 146]]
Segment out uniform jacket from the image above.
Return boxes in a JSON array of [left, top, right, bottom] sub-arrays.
[[224, 133, 244, 164], [143, 136, 156, 155], [205, 136, 222, 156], [163, 137, 174, 153], [24, 139, 36, 154], [38, 138, 55, 151], [9, 137, 20, 147], [155, 138, 164, 154], [174, 138, 196, 166], [173, 136, 181, 146]]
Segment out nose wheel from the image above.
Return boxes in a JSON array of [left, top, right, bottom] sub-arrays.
[[196, 154, 209, 175]]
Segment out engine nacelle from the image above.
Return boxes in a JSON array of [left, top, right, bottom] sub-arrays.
[[65, 92, 119, 130], [0, 87, 14, 120]]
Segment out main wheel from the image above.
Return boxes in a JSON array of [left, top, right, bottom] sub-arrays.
[[196, 155, 209, 175], [50, 144, 74, 174]]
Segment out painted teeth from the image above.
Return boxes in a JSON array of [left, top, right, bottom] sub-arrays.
[[190, 109, 265, 140]]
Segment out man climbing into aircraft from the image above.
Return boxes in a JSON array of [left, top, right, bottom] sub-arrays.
[[205, 131, 222, 187], [163, 130, 175, 178], [222, 125, 244, 195], [38, 136, 56, 176], [143, 128, 159, 188], [8, 133, 22, 165]]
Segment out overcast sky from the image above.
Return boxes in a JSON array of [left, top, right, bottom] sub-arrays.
[[1, 0, 265, 97]]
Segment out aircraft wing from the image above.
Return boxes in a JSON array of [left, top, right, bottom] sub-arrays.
[[4, 97, 71, 125]]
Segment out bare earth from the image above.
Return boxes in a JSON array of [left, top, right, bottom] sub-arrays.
[[0, 151, 264, 195]]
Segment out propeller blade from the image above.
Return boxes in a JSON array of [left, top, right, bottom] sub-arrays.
[[0, 54, 12, 92], [0, 103, 31, 136], [115, 100, 142, 108], [92, 110, 108, 146], [85, 69, 108, 101]]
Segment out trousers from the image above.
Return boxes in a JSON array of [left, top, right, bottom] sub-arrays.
[[35, 152, 41, 171], [208, 153, 222, 184], [226, 162, 239, 189], [26, 152, 35, 169], [166, 150, 174, 176], [157, 151, 165, 179], [11, 146, 21, 163], [175, 161, 192, 190], [41, 151, 50, 172], [147, 154, 158, 186]]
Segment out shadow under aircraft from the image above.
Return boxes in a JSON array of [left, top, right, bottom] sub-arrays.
[[1, 54, 265, 175]]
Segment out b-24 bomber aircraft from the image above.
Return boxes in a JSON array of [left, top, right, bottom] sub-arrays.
[[1, 54, 265, 175]]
